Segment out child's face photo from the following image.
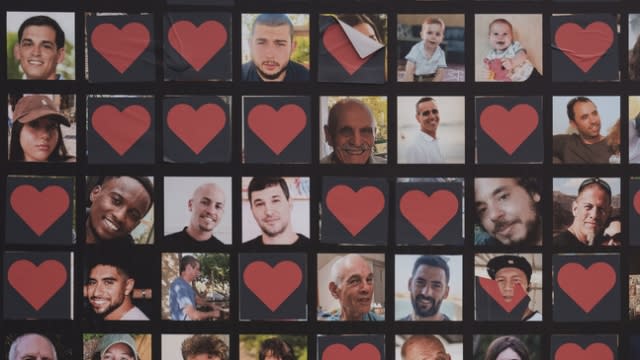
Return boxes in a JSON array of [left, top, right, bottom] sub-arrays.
[[422, 22, 444, 49], [489, 21, 513, 51]]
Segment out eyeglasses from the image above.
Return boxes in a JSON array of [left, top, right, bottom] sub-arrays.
[[578, 177, 611, 197], [419, 109, 439, 116]]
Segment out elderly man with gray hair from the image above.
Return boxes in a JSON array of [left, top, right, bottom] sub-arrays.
[[9, 333, 57, 360], [326, 253, 382, 321]]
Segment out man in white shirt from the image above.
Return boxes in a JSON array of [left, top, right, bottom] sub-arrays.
[[405, 97, 445, 163]]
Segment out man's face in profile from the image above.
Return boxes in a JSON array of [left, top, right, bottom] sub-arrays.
[[13, 334, 56, 360], [409, 265, 449, 318], [250, 184, 292, 237], [326, 103, 376, 164], [474, 178, 540, 245], [189, 184, 225, 234], [571, 185, 611, 244], [250, 23, 295, 81], [416, 100, 439, 137], [89, 177, 151, 242], [494, 267, 528, 303], [570, 100, 601, 140], [87, 265, 133, 319], [14, 25, 64, 80]]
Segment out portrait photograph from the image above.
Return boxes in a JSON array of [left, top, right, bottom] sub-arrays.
[[396, 334, 462, 360], [82, 333, 151, 360], [162, 334, 230, 359], [473, 334, 542, 360]]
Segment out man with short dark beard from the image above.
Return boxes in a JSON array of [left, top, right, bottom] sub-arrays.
[[554, 177, 612, 247], [85, 254, 148, 320], [244, 177, 310, 246], [242, 14, 309, 82], [400, 255, 451, 321]]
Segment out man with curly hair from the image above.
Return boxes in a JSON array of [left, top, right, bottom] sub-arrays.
[[181, 335, 229, 360], [258, 337, 296, 360]]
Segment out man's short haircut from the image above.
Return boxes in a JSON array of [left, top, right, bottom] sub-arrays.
[[18, 15, 65, 49], [327, 98, 375, 138], [94, 176, 155, 215], [401, 335, 445, 359], [180, 255, 200, 273], [488, 18, 513, 34], [87, 250, 133, 279], [252, 14, 294, 40], [415, 97, 436, 114], [411, 255, 450, 284], [484, 336, 530, 360], [248, 177, 290, 203], [9, 333, 58, 360], [423, 17, 446, 32], [330, 254, 371, 285], [258, 337, 296, 360], [181, 335, 228, 360], [566, 96, 594, 122]]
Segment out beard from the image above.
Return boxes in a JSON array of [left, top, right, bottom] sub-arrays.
[[256, 63, 288, 81], [412, 294, 443, 318], [260, 222, 286, 238]]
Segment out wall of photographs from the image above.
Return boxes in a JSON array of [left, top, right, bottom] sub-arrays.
[[3, 0, 640, 359]]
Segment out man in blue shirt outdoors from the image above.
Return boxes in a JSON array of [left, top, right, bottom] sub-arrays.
[[169, 255, 221, 320]]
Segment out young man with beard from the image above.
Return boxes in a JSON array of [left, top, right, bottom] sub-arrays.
[[244, 177, 310, 246], [400, 255, 451, 321], [242, 14, 309, 82], [554, 177, 612, 247], [161, 183, 226, 247], [474, 177, 542, 246], [85, 253, 149, 321]]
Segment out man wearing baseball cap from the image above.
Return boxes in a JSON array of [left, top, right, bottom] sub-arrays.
[[95, 334, 139, 360], [9, 94, 74, 162], [486, 255, 541, 321]]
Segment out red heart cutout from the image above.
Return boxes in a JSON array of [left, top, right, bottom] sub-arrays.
[[633, 190, 640, 215], [323, 23, 371, 76], [168, 20, 227, 71], [91, 22, 150, 74], [479, 104, 538, 155], [325, 185, 385, 236], [91, 105, 151, 156], [167, 103, 226, 154], [478, 276, 527, 313], [8, 260, 67, 311], [555, 22, 614, 73], [555, 343, 613, 360], [399, 190, 458, 240], [322, 343, 381, 360], [557, 262, 616, 313], [10, 185, 69, 236], [243, 261, 302, 312], [247, 104, 307, 155]]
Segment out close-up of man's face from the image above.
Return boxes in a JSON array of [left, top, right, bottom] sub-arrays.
[[570, 100, 601, 140], [102, 343, 135, 360], [250, 184, 292, 237], [571, 184, 611, 244], [87, 265, 133, 319], [330, 256, 374, 318], [11, 334, 56, 360], [326, 102, 376, 164], [494, 267, 528, 303], [14, 25, 64, 80], [184, 262, 201, 282], [249, 23, 295, 81], [409, 265, 449, 318], [474, 178, 540, 246], [416, 100, 440, 137], [189, 184, 225, 234], [88, 177, 152, 242]]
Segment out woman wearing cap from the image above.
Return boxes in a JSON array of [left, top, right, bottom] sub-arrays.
[[484, 336, 530, 360], [9, 95, 75, 162]]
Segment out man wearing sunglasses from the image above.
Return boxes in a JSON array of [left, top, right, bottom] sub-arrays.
[[554, 177, 613, 247], [405, 97, 445, 163]]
